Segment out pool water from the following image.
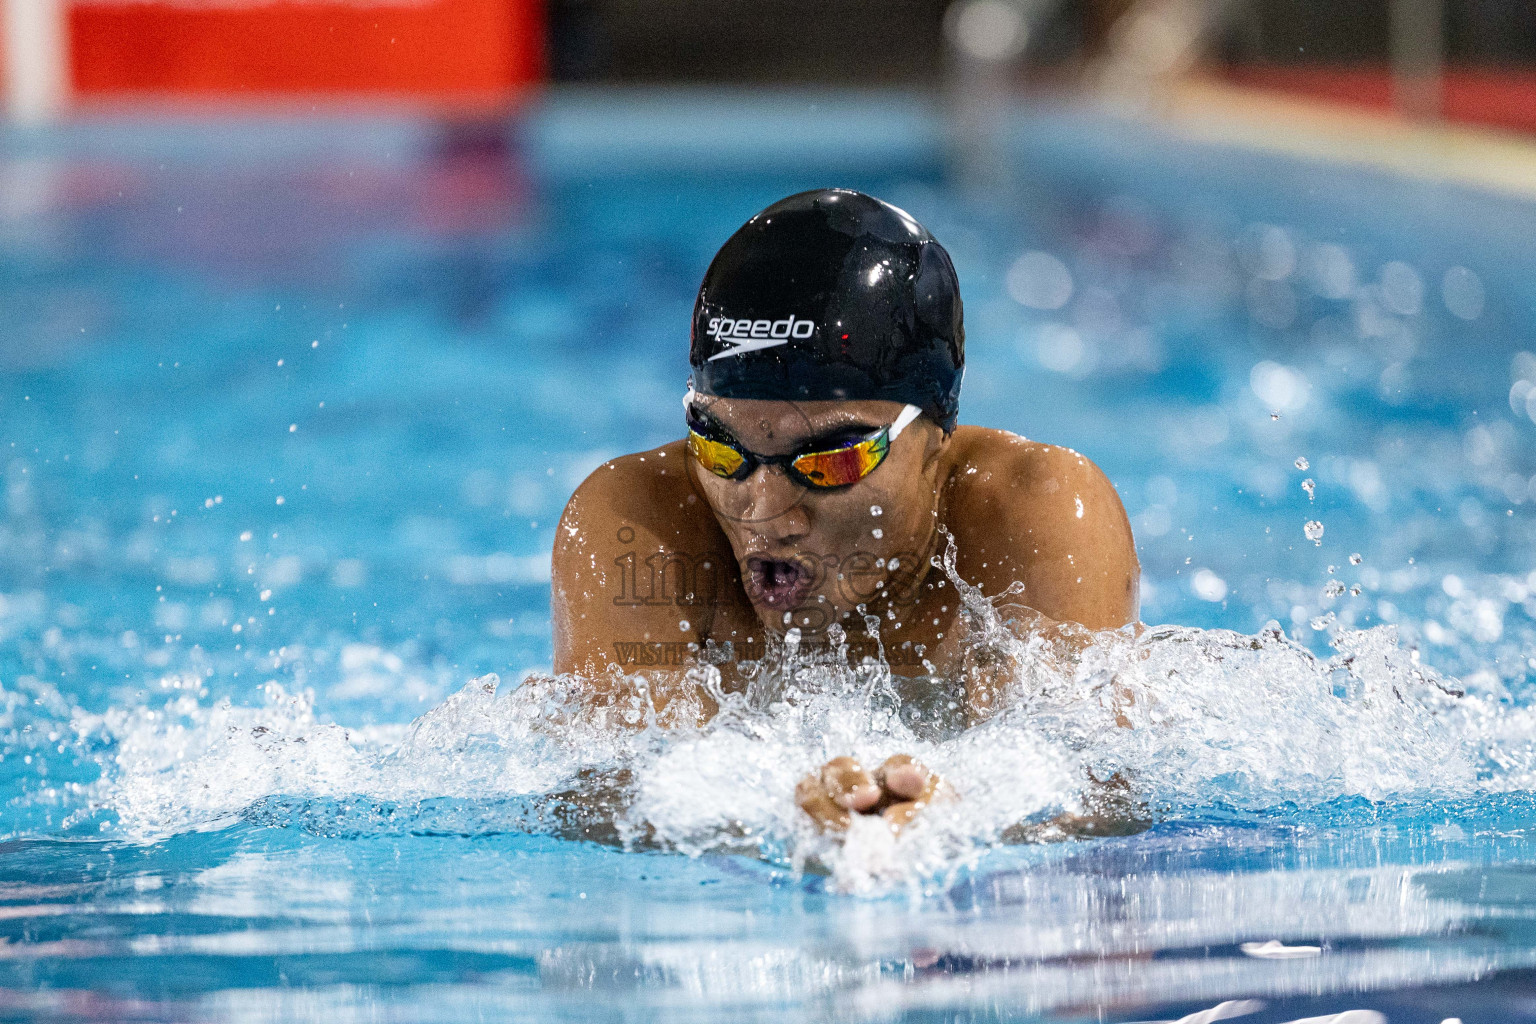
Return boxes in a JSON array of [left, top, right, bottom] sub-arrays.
[[5, 94, 1536, 1021]]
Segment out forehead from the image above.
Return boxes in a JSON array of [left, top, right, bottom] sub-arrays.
[[694, 396, 905, 439]]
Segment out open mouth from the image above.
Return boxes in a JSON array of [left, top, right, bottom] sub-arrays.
[[745, 557, 814, 611]]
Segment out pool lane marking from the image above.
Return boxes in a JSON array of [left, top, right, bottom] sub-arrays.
[[1153, 77, 1536, 202]]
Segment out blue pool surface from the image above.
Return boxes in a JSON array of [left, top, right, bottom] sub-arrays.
[[5, 93, 1536, 1021]]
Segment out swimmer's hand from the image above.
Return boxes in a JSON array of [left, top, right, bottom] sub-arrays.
[[796, 754, 948, 833]]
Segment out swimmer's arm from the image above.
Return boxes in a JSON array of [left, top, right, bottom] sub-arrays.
[[952, 444, 1142, 719], [960, 603, 1145, 727]]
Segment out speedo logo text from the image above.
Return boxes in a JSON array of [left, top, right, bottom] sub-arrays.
[[705, 314, 816, 360]]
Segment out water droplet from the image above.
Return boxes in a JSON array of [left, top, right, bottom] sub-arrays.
[[870, 505, 883, 516], [1324, 580, 1345, 597], [1350, 584, 1362, 596], [872, 528, 883, 539], [1192, 569, 1227, 601], [1302, 478, 1315, 500], [1295, 456, 1310, 471], [1304, 520, 1324, 544], [888, 558, 900, 570], [678, 620, 690, 632], [1309, 611, 1336, 631], [1271, 412, 1280, 421], [1349, 553, 1362, 565]]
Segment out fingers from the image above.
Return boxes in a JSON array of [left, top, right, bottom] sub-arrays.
[[796, 774, 850, 832], [820, 756, 881, 812], [796, 756, 880, 833], [798, 755, 952, 835], [877, 756, 945, 833], [877, 754, 934, 801]]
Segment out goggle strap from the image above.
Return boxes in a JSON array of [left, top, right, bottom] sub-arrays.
[[887, 404, 922, 441]]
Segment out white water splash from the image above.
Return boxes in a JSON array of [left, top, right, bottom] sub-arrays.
[[55, 541, 1528, 891]]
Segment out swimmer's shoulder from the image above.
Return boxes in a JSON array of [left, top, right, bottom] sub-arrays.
[[564, 441, 694, 506], [942, 427, 1120, 510], [940, 427, 1139, 628], [555, 441, 724, 563], [552, 441, 740, 676]]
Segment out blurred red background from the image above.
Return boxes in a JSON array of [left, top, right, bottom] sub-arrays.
[[5, 0, 544, 105], [2, 0, 1535, 134]]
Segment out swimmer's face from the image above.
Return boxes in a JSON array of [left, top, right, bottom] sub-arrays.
[[685, 396, 949, 635]]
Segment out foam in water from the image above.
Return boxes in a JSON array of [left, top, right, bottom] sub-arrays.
[[35, 538, 1527, 893]]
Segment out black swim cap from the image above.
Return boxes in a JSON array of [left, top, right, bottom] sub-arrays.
[[690, 189, 964, 431]]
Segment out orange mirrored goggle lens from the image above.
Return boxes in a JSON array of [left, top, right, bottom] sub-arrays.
[[790, 433, 890, 488], [687, 425, 894, 489], [687, 431, 747, 479]]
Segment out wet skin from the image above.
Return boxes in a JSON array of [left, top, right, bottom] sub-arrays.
[[552, 397, 1140, 832]]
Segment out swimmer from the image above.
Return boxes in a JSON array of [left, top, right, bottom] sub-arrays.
[[552, 189, 1139, 834]]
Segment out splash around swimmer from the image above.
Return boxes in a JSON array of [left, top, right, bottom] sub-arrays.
[[553, 189, 1140, 834]]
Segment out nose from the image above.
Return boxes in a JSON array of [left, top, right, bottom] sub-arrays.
[[738, 465, 810, 543]]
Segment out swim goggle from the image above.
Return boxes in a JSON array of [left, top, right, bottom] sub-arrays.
[[684, 399, 922, 489]]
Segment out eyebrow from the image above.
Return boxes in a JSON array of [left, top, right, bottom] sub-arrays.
[[688, 405, 881, 446], [800, 410, 884, 433]]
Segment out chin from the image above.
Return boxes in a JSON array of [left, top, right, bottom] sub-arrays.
[[754, 597, 848, 638]]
